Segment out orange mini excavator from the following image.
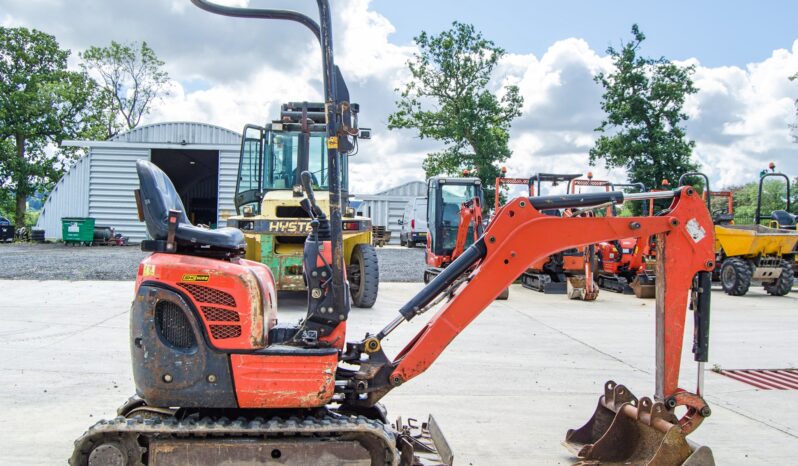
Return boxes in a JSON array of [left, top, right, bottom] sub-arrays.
[[423, 175, 510, 299], [71, 2, 717, 465]]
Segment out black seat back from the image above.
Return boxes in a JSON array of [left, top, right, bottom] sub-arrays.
[[136, 160, 191, 240], [771, 210, 796, 229]]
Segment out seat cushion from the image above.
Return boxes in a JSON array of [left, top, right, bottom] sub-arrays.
[[176, 224, 245, 250]]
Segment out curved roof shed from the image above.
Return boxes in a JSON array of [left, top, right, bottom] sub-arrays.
[[36, 122, 242, 242]]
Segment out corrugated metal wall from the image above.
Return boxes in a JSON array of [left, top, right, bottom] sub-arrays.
[[111, 121, 241, 145], [357, 181, 427, 244], [34, 155, 90, 239], [218, 148, 240, 221], [89, 147, 151, 242], [36, 122, 242, 242]]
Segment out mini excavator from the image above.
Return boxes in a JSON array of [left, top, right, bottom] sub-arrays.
[[70, 2, 717, 465], [423, 175, 509, 299]]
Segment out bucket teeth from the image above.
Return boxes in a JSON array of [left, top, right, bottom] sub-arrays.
[[564, 381, 714, 466]]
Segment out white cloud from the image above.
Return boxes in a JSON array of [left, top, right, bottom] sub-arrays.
[[3, 0, 797, 194]]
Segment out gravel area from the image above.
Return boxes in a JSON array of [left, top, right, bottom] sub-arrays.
[[0, 242, 425, 282]]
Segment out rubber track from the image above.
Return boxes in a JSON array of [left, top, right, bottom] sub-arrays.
[[70, 413, 399, 465]]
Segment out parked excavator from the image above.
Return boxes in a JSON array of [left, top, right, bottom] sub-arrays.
[[70, 2, 718, 465], [518, 172, 594, 297], [593, 181, 657, 298], [424, 175, 509, 299]]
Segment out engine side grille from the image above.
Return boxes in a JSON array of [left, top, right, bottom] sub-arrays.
[[202, 306, 240, 322], [178, 283, 236, 307], [155, 301, 196, 350], [210, 325, 242, 340]]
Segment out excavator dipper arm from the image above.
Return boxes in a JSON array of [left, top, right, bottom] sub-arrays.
[[346, 188, 714, 416]]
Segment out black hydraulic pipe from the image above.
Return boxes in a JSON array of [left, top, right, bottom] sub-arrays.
[[191, 0, 348, 317], [528, 191, 625, 211], [398, 240, 488, 319], [692, 271, 711, 362], [190, 0, 321, 40]]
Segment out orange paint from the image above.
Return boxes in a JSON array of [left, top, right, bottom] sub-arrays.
[[231, 353, 337, 408]]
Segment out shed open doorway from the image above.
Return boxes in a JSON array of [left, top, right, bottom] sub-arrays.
[[151, 149, 219, 227]]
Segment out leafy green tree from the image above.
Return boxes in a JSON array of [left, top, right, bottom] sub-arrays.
[[81, 41, 169, 139], [590, 25, 698, 199], [388, 22, 523, 209], [0, 27, 100, 227], [790, 72, 798, 142]]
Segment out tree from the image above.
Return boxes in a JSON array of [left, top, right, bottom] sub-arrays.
[[81, 41, 169, 139], [728, 178, 793, 224], [789, 72, 797, 142], [388, 22, 523, 209], [590, 25, 698, 198], [0, 27, 100, 227]]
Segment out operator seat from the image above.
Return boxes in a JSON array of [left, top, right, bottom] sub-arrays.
[[136, 160, 246, 255], [770, 210, 796, 230]]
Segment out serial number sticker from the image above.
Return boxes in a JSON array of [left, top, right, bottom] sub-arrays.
[[182, 274, 210, 282], [686, 218, 706, 243]]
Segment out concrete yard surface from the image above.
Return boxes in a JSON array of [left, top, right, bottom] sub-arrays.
[[0, 280, 796, 465]]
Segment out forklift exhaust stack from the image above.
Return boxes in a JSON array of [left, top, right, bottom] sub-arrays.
[[564, 381, 714, 465]]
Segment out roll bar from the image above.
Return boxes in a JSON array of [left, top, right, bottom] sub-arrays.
[[191, 0, 348, 315], [755, 172, 792, 224]]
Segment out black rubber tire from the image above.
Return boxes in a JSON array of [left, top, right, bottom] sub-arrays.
[[764, 259, 794, 296], [496, 288, 510, 300], [407, 240, 415, 248], [720, 257, 753, 296], [399, 235, 406, 247], [349, 244, 379, 308]]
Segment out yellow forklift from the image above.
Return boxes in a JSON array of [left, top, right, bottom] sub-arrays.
[[228, 101, 379, 307]]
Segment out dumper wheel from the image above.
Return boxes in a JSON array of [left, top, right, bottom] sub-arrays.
[[349, 244, 379, 308], [764, 259, 794, 296], [720, 257, 752, 296]]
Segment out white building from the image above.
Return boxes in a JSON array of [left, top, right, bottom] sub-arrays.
[[356, 181, 426, 244], [35, 122, 241, 242]]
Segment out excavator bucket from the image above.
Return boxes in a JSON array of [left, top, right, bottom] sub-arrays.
[[396, 415, 453, 466], [567, 276, 600, 301], [631, 273, 656, 299], [564, 381, 714, 465]]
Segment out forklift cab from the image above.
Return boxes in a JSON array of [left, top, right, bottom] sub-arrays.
[[426, 176, 484, 258]]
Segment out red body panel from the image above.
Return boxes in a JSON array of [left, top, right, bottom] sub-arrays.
[[230, 353, 337, 408], [136, 254, 277, 350]]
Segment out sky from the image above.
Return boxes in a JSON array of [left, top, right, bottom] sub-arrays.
[[3, 0, 798, 194]]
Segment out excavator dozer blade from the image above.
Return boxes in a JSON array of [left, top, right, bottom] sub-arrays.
[[564, 381, 714, 466], [396, 415, 453, 466]]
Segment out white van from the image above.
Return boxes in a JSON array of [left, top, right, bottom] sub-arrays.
[[398, 197, 428, 247]]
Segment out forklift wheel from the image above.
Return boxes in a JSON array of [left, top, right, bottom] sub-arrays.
[[349, 244, 379, 308]]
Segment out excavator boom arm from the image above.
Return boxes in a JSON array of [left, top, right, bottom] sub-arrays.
[[378, 188, 714, 402]]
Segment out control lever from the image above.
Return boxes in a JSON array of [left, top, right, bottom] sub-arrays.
[[301, 171, 326, 219]]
